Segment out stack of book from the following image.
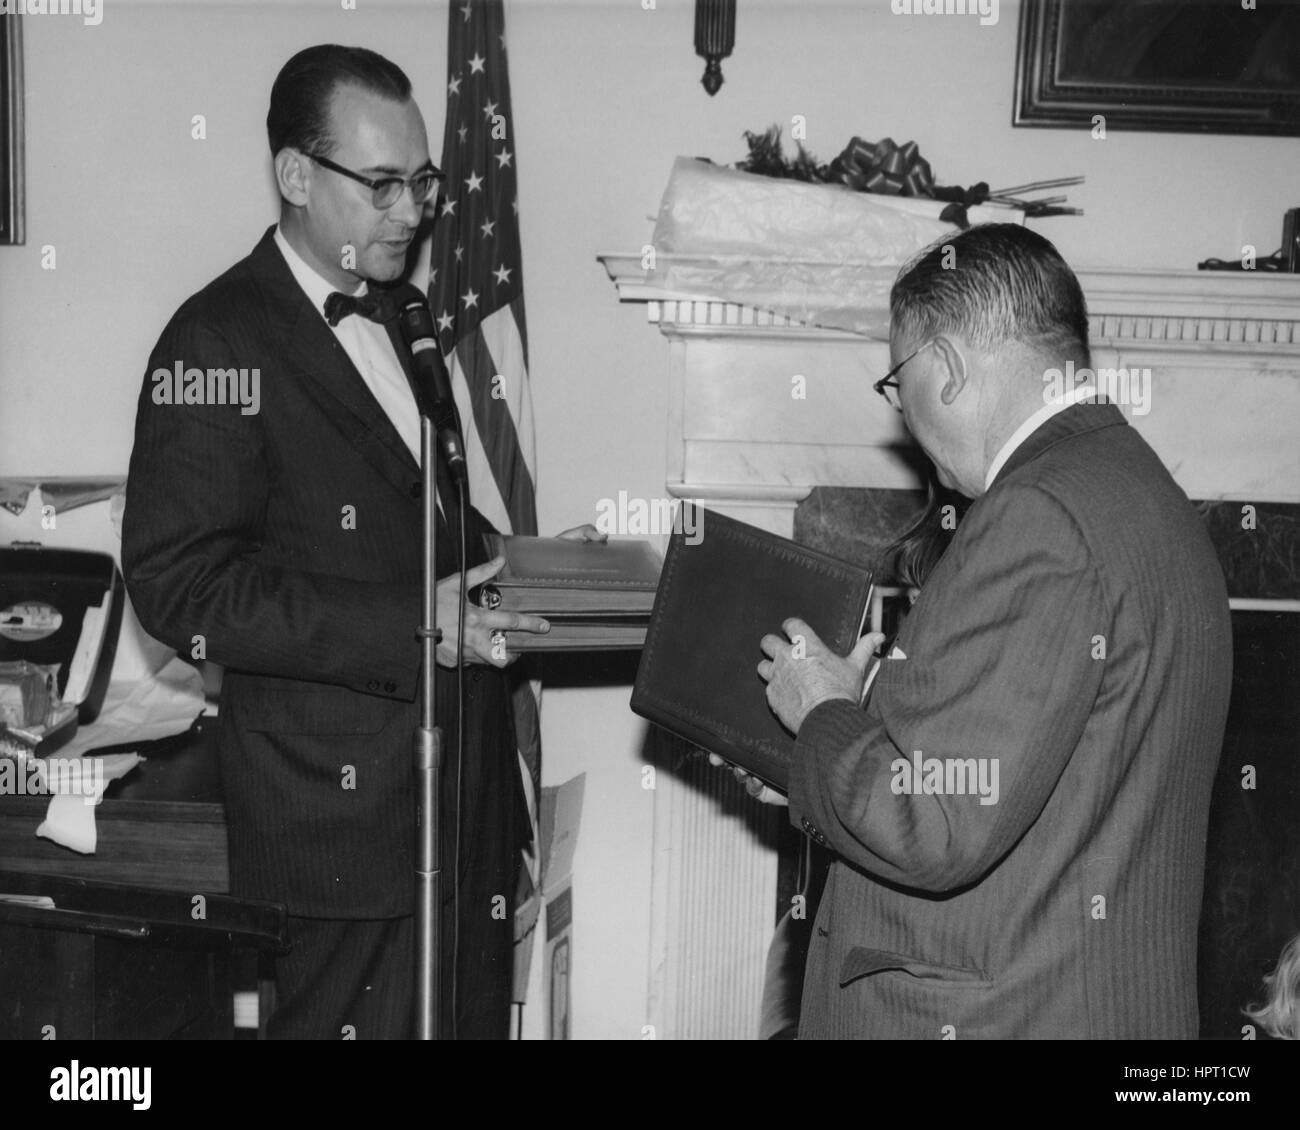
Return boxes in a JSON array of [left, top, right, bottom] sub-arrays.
[[477, 534, 663, 652]]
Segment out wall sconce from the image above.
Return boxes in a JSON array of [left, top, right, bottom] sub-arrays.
[[695, 0, 736, 96]]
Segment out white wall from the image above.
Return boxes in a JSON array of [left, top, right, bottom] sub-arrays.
[[1, 0, 1294, 1039]]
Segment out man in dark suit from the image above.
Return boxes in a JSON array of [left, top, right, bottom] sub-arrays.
[[757, 224, 1232, 1038], [123, 45, 568, 1039]]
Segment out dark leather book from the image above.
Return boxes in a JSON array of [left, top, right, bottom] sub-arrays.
[[631, 506, 873, 790], [479, 534, 663, 651]]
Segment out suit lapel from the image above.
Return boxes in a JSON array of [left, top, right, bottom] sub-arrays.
[[383, 317, 464, 534], [245, 228, 419, 500]]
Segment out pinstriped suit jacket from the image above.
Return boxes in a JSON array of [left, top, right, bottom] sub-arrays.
[[123, 227, 521, 918], [790, 403, 1231, 1038]]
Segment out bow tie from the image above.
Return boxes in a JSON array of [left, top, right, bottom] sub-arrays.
[[323, 287, 403, 327]]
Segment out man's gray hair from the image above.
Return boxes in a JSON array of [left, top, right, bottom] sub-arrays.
[[890, 223, 1091, 368]]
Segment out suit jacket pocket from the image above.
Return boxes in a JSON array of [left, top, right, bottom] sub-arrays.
[[839, 946, 992, 989], [230, 676, 397, 736]]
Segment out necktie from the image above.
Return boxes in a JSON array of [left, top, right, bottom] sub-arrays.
[[323, 288, 403, 327]]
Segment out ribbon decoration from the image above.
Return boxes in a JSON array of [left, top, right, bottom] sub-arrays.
[[829, 136, 934, 197], [735, 125, 1082, 223], [932, 181, 991, 230]]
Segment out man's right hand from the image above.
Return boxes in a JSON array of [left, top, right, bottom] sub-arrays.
[[706, 753, 789, 806], [435, 556, 549, 668]]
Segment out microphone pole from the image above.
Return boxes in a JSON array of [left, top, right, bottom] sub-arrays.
[[413, 410, 442, 1042], [395, 286, 469, 1041]]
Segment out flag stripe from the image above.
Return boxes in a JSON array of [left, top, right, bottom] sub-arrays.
[[454, 316, 538, 537], [446, 346, 511, 535]]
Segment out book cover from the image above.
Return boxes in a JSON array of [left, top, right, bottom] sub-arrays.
[[631, 505, 872, 790]]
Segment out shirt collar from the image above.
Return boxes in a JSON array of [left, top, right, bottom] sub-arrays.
[[984, 383, 1096, 491], [273, 225, 366, 321]]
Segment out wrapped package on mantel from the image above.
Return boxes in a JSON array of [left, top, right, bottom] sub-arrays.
[[649, 156, 1019, 338]]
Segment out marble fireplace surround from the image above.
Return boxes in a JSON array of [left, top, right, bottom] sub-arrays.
[[599, 255, 1300, 1040], [600, 255, 1300, 541]]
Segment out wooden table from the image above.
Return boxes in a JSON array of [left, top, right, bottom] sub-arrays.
[[0, 718, 285, 1039]]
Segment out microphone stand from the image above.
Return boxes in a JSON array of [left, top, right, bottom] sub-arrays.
[[413, 411, 443, 1040], [394, 284, 469, 1041]]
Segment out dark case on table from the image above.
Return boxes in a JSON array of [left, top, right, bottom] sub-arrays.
[[0, 545, 125, 751], [631, 505, 872, 791]]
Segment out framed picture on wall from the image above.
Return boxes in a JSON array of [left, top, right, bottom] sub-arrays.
[[1014, 0, 1300, 136], [1, 17, 23, 246]]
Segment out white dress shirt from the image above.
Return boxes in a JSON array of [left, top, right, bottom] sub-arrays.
[[273, 227, 423, 466], [984, 382, 1097, 491]]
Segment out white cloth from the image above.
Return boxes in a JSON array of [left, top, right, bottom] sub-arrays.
[[984, 384, 1096, 491], [273, 227, 423, 466]]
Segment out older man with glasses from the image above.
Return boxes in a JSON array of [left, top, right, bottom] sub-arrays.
[[752, 224, 1232, 1039]]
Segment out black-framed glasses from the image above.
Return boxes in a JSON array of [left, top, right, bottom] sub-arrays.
[[303, 151, 443, 210], [873, 340, 935, 411]]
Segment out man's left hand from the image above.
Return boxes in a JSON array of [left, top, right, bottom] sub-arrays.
[[555, 523, 608, 543], [758, 620, 884, 734]]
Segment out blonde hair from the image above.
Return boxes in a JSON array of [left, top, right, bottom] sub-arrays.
[[1245, 933, 1300, 1040]]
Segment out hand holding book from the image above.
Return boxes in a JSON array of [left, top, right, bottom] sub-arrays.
[[473, 530, 663, 652], [435, 557, 551, 669], [757, 620, 885, 734], [705, 625, 885, 806], [707, 752, 790, 806]]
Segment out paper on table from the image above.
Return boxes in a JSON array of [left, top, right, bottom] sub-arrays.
[[56, 654, 205, 760], [62, 591, 110, 707], [35, 752, 142, 854], [24, 656, 202, 854]]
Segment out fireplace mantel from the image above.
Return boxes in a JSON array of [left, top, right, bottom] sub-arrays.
[[599, 254, 1300, 506], [601, 254, 1300, 340]]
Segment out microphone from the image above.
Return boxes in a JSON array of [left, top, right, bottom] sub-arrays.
[[396, 285, 468, 487]]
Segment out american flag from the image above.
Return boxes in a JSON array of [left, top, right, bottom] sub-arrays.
[[429, 0, 536, 538], [426, 0, 543, 951]]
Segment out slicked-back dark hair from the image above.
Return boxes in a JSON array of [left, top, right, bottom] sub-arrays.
[[890, 223, 1091, 368], [267, 44, 412, 159]]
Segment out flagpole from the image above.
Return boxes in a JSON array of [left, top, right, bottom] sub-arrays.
[[414, 412, 443, 1040], [430, 0, 542, 1029]]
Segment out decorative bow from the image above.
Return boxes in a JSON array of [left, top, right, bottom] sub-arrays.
[[829, 136, 934, 197], [931, 181, 991, 229]]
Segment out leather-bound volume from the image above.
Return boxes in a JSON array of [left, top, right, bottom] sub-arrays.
[[631, 505, 873, 790], [478, 533, 663, 651]]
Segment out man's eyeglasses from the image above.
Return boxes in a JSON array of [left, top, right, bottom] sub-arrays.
[[303, 152, 443, 210], [873, 340, 935, 411]]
